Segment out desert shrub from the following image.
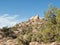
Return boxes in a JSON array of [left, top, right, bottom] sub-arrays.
[[1, 27, 17, 39], [1, 27, 11, 36]]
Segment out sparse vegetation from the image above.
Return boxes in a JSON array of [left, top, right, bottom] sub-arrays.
[[18, 7, 60, 45], [0, 6, 60, 45]]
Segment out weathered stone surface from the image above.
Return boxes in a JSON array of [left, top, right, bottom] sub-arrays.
[[0, 38, 18, 45], [29, 42, 40, 45], [29, 15, 39, 20], [5, 39, 18, 45]]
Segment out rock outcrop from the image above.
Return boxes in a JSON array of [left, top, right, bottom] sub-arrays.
[[0, 15, 59, 45], [29, 42, 40, 45], [29, 42, 60, 45], [12, 15, 45, 36], [29, 15, 39, 20], [0, 38, 18, 45]]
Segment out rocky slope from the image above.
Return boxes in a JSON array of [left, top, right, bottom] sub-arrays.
[[0, 16, 60, 45], [0, 15, 44, 45], [12, 15, 45, 35]]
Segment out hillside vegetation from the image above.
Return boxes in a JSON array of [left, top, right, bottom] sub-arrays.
[[0, 7, 60, 45]]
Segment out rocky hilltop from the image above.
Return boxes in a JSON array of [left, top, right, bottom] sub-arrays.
[[13, 15, 45, 35], [0, 15, 60, 45], [0, 16, 45, 45]]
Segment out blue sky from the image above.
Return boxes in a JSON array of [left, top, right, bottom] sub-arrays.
[[0, 0, 60, 27]]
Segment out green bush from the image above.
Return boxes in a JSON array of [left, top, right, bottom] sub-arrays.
[[17, 7, 60, 45]]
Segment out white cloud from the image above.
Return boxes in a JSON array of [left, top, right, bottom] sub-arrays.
[[0, 14, 20, 28]]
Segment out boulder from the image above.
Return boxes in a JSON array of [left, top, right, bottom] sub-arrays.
[[29, 15, 39, 20], [29, 42, 40, 45]]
